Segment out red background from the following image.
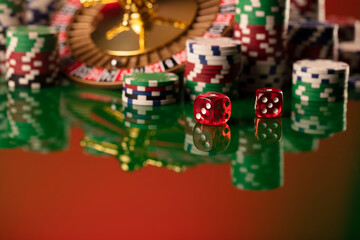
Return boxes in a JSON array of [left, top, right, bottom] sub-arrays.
[[1, 1, 360, 239]]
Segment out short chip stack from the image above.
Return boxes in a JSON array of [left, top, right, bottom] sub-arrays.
[[5, 25, 59, 89], [291, 98, 347, 138], [185, 37, 241, 100], [339, 41, 360, 74], [289, 0, 325, 22], [327, 15, 360, 42], [231, 126, 284, 191], [0, 0, 25, 73], [122, 72, 179, 106], [292, 59, 349, 102], [287, 21, 339, 62], [236, 0, 289, 92]]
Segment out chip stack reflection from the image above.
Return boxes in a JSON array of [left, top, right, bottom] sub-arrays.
[[6, 88, 68, 152], [291, 98, 347, 138], [231, 124, 284, 191]]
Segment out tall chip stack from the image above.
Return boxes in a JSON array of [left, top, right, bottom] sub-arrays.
[[184, 37, 241, 100], [231, 126, 284, 191], [339, 41, 360, 74], [292, 60, 349, 102], [287, 21, 339, 62], [5, 26, 59, 89], [289, 0, 325, 22], [236, 0, 290, 93], [26, 0, 61, 25], [0, 0, 25, 74]]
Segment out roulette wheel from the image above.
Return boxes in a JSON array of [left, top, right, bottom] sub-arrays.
[[51, 0, 235, 88]]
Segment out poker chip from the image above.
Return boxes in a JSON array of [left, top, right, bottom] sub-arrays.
[[339, 41, 360, 73], [122, 95, 176, 106], [124, 72, 179, 87], [292, 59, 349, 102], [185, 37, 241, 100], [287, 21, 339, 62], [291, 98, 347, 138], [5, 25, 59, 89], [122, 72, 179, 106], [290, 0, 325, 22]]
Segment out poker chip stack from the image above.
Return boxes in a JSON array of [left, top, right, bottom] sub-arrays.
[[122, 72, 179, 106], [231, 126, 284, 191], [236, 0, 290, 92], [185, 37, 241, 100], [6, 88, 63, 146], [287, 21, 339, 62], [5, 25, 59, 89], [339, 41, 360, 74], [122, 102, 178, 130], [0, 0, 25, 73], [291, 98, 347, 138], [26, 0, 60, 25], [292, 59, 349, 102], [289, 0, 325, 22], [327, 16, 360, 42]]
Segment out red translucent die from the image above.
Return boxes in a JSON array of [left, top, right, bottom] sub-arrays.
[[193, 92, 231, 125], [255, 117, 282, 143], [193, 123, 231, 152], [255, 88, 283, 118]]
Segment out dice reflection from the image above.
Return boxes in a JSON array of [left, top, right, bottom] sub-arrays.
[[255, 117, 282, 143], [192, 122, 231, 152]]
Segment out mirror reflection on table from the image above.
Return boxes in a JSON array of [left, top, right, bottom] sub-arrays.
[[0, 75, 354, 192]]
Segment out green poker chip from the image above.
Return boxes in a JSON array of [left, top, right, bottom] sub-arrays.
[[6, 25, 58, 38], [124, 72, 179, 87]]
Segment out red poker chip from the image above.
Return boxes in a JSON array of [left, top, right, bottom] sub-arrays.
[[6, 51, 58, 59], [186, 74, 235, 83], [185, 65, 238, 75], [185, 70, 237, 79], [123, 83, 179, 92]]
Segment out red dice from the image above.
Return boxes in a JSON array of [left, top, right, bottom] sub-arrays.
[[193, 92, 231, 125], [255, 88, 283, 118], [193, 123, 231, 152], [255, 117, 282, 143]]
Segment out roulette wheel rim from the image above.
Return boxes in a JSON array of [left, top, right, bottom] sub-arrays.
[[51, 0, 236, 88]]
